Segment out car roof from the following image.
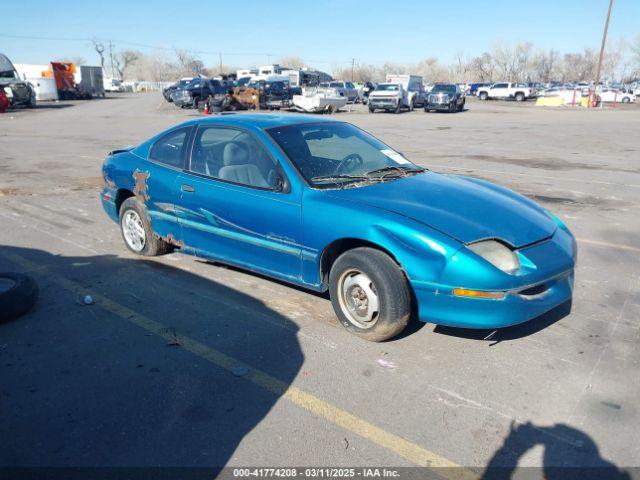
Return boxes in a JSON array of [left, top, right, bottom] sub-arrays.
[[181, 113, 339, 131]]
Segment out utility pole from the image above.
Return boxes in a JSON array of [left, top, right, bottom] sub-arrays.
[[351, 58, 355, 82], [109, 40, 115, 79], [592, 0, 614, 107], [219, 52, 223, 75]]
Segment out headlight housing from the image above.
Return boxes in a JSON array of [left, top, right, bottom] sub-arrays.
[[467, 240, 520, 274]]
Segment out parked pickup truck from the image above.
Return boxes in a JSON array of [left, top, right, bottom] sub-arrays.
[[172, 78, 232, 108], [368, 75, 424, 114], [477, 82, 534, 102]]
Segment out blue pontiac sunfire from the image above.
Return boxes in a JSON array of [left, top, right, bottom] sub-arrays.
[[101, 114, 576, 341]]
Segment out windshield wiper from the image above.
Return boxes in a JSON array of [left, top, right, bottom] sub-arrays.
[[365, 166, 426, 178], [311, 174, 369, 183]]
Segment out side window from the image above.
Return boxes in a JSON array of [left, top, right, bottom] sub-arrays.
[[149, 128, 189, 168], [494, 83, 508, 89], [190, 127, 278, 189]]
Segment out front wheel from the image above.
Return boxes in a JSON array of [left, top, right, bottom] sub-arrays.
[[394, 101, 402, 114], [479, 92, 488, 100], [515, 92, 525, 102], [368, 106, 375, 113], [119, 197, 172, 256], [329, 247, 411, 342]]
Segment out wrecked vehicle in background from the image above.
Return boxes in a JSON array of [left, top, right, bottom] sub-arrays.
[[292, 86, 347, 113], [0, 53, 37, 108], [101, 115, 576, 342], [233, 80, 291, 110]]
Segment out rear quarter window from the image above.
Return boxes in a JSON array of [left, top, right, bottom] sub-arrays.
[[149, 127, 190, 168]]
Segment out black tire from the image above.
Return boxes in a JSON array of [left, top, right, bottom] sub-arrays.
[[27, 94, 37, 108], [329, 247, 411, 342], [0, 273, 38, 323], [479, 91, 488, 101], [119, 197, 172, 256], [449, 101, 456, 113], [458, 99, 465, 112], [394, 101, 402, 114], [368, 106, 375, 113], [621, 97, 630, 103], [424, 107, 430, 113], [515, 92, 525, 102]]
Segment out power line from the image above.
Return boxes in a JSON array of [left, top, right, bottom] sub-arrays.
[[0, 33, 368, 67]]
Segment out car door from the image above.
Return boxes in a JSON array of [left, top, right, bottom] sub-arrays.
[[491, 83, 508, 97], [175, 125, 303, 283], [140, 126, 192, 243]]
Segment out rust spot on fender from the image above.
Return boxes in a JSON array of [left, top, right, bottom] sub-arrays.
[[132, 170, 150, 200], [162, 233, 185, 248]]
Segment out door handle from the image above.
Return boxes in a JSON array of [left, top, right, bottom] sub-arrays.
[[181, 184, 195, 193]]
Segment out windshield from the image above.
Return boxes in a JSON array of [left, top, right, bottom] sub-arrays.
[[431, 84, 456, 93], [375, 84, 398, 91], [267, 122, 424, 189]]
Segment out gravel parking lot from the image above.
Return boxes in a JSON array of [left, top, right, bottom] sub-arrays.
[[1, 94, 639, 476]]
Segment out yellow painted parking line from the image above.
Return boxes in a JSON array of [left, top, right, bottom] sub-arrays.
[[577, 238, 640, 253], [1, 250, 478, 480]]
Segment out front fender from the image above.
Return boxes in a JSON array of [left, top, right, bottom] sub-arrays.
[[301, 188, 462, 288]]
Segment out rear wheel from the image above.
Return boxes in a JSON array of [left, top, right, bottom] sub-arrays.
[[368, 106, 375, 113], [515, 92, 525, 102], [621, 97, 631, 103], [119, 197, 172, 256], [329, 247, 411, 342], [479, 91, 488, 100]]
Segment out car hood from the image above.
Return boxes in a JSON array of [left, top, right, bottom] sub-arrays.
[[325, 172, 556, 248]]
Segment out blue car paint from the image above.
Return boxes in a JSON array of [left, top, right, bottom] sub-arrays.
[[101, 114, 576, 329]]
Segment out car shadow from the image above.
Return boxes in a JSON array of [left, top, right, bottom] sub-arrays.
[[482, 421, 631, 479], [432, 299, 572, 343], [0, 245, 304, 474]]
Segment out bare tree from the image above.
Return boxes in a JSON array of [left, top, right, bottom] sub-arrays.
[[468, 52, 494, 82], [277, 56, 307, 69], [531, 49, 559, 83], [174, 49, 205, 76], [92, 39, 106, 72], [114, 50, 140, 80]]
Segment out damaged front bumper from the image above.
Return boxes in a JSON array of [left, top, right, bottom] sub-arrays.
[[411, 230, 576, 329]]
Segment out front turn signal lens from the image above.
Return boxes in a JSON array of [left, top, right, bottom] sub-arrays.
[[452, 288, 506, 300]]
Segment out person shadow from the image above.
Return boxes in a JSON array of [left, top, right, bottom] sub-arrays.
[[0, 245, 304, 476], [482, 421, 631, 480]]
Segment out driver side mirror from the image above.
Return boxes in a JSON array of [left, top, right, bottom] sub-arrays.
[[273, 174, 286, 193]]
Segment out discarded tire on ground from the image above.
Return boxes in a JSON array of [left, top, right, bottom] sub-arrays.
[[0, 273, 39, 322]]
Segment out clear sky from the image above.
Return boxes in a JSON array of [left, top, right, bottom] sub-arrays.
[[1, 0, 638, 70]]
